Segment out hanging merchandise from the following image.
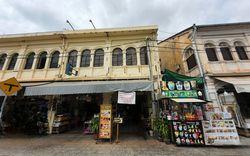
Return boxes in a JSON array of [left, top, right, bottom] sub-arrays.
[[172, 120, 205, 146]]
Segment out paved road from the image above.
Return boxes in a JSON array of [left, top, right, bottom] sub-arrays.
[[0, 132, 249, 156]]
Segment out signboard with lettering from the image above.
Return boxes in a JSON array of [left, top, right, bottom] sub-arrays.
[[118, 91, 136, 104], [161, 80, 198, 98], [202, 120, 240, 145], [114, 117, 123, 124], [0, 77, 22, 96], [99, 104, 112, 139]]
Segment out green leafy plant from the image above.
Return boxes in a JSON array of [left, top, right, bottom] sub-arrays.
[[153, 118, 169, 143], [90, 116, 99, 134]]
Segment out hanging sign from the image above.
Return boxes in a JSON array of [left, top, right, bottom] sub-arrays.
[[161, 81, 198, 98], [118, 91, 136, 104], [114, 117, 123, 124], [99, 104, 112, 139]]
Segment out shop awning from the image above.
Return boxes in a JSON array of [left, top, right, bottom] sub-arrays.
[[23, 80, 153, 96], [170, 98, 206, 103], [215, 77, 250, 93], [162, 69, 203, 84]]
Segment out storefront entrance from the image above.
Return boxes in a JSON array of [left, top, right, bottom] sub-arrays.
[[2, 94, 102, 135], [116, 93, 150, 139]]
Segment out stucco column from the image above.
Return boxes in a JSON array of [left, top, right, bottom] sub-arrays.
[[136, 48, 140, 65], [123, 48, 126, 66], [90, 50, 94, 67], [32, 55, 38, 70], [105, 42, 111, 75], [76, 51, 81, 68], [44, 54, 50, 69]]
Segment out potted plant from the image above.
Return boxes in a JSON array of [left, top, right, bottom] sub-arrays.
[[153, 118, 170, 143], [90, 116, 99, 139]]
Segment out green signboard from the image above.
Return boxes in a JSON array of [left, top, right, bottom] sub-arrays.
[[162, 90, 198, 98]]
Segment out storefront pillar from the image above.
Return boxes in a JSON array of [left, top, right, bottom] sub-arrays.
[[103, 93, 112, 104]]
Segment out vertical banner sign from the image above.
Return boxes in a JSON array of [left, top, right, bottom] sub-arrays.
[[99, 104, 112, 139], [118, 91, 136, 104]]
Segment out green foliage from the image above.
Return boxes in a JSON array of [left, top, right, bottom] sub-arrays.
[[90, 116, 99, 134], [153, 118, 169, 140]]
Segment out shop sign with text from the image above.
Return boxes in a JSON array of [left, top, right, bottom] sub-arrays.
[[161, 80, 198, 98]]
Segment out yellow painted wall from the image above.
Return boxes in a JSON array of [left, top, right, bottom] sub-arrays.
[[0, 26, 160, 83]]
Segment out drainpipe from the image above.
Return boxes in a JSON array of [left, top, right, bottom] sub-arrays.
[[191, 24, 211, 101]]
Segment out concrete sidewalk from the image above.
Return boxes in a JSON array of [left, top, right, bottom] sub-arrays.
[[0, 132, 249, 156]]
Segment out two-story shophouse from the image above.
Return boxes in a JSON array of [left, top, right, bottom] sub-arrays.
[[0, 26, 160, 135], [158, 22, 250, 134]]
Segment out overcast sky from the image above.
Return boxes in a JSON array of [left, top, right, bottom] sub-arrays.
[[0, 0, 250, 40]]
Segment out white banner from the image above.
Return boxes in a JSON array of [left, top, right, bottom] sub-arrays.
[[118, 91, 136, 104]]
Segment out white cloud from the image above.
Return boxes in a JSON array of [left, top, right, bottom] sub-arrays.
[[0, 0, 250, 39]]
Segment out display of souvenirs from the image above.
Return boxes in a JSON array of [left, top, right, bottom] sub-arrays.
[[176, 81, 183, 90], [172, 120, 205, 146], [183, 81, 191, 90], [202, 120, 240, 145], [99, 104, 112, 139], [161, 80, 199, 98], [161, 80, 194, 91], [168, 81, 175, 90]]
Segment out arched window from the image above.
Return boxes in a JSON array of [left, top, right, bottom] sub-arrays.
[[219, 42, 233, 60], [50, 51, 60, 68], [94, 49, 104, 67], [0, 53, 7, 70], [184, 48, 197, 70], [8, 53, 18, 70], [80, 49, 91, 67], [36, 51, 47, 69], [140, 46, 148, 65], [126, 47, 137, 66], [234, 41, 248, 60], [205, 43, 218, 61], [68, 50, 78, 67], [24, 52, 35, 69], [112, 48, 123, 66]]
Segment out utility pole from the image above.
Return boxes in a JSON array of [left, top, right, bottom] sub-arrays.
[[191, 24, 210, 101], [146, 37, 156, 118]]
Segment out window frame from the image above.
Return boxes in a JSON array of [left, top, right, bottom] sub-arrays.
[[50, 51, 60, 68], [112, 48, 123, 66], [24, 52, 35, 69], [94, 49, 104, 67], [184, 48, 197, 70], [234, 42, 248, 60], [219, 42, 233, 61], [140, 46, 148, 65], [126, 47, 137, 66], [36, 51, 47, 69], [0, 53, 7, 70], [7, 53, 18, 70], [80, 49, 91, 67], [68, 50, 78, 67], [205, 44, 218, 61]]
